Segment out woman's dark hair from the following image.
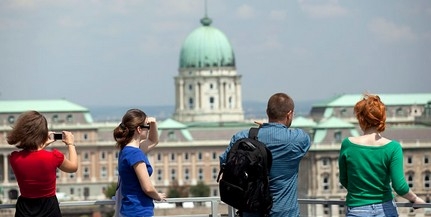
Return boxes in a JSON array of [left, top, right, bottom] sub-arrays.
[[113, 109, 147, 149], [7, 110, 49, 150], [354, 94, 386, 132]]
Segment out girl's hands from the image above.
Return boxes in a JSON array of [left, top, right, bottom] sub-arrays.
[[156, 192, 167, 202], [42, 132, 57, 149], [43, 131, 75, 149], [146, 117, 156, 124], [62, 131, 75, 146]]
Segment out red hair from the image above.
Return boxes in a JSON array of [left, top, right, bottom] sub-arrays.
[[354, 94, 386, 132]]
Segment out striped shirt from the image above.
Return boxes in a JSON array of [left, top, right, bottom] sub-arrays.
[[220, 123, 311, 217]]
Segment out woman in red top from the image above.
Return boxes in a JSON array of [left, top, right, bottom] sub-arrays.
[[7, 110, 78, 217]]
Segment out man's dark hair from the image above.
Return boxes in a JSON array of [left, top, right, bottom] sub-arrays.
[[266, 93, 294, 121]]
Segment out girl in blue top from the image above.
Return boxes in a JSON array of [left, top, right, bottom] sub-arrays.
[[113, 109, 166, 217]]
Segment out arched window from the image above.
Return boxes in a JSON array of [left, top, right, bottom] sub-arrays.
[[424, 172, 431, 189], [157, 169, 163, 181], [171, 169, 176, 181], [52, 115, 59, 123], [66, 114, 73, 122], [209, 97, 215, 109], [184, 168, 190, 181], [189, 98, 194, 109], [198, 168, 203, 181], [406, 172, 414, 188], [322, 173, 330, 191]]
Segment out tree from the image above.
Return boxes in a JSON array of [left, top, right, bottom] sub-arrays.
[[189, 181, 210, 197], [167, 180, 189, 207], [167, 180, 189, 198], [104, 182, 118, 199]]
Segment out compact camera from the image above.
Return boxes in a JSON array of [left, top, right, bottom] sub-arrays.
[[53, 133, 63, 140]]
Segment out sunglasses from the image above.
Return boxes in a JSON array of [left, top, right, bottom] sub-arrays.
[[139, 125, 151, 130]]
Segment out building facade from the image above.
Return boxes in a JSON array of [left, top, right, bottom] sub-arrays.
[[173, 16, 244, 123]]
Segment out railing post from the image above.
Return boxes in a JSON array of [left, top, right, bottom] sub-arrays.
[[227, 205, 236, 217], [210, 200, 219, 217]]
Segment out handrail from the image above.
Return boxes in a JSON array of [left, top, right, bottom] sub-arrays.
[[1, 198, 430, 216]]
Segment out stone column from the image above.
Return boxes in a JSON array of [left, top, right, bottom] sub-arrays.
[[3, 153, 9, 183], [179, 79, 184, 110], [235, 78, 242, 109], [197, 82, 202, 109], [218, 79, 222, 109]]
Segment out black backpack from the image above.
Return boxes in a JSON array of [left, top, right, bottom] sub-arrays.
[[217, 127, 273, 216]]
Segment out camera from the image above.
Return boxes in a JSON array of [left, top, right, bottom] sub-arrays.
[[53, 133, 63, 140]]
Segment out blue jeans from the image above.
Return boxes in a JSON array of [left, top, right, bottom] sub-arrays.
[[346, 200, 398, 217]]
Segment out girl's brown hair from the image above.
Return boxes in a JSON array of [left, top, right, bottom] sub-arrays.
[[354, 94, 386, 132], [113, 109, 147, 150], [7, 110, 49, 150]]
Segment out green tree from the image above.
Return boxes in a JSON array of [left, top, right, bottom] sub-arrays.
[[104, 182, 118, 199], [167, 180, 189, 207], [167, 180, 189, 198], [189, 181, 210, 197]]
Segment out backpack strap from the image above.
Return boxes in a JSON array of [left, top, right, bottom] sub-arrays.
[[248, 127, 273, 172], [248, 127, 259, 140]]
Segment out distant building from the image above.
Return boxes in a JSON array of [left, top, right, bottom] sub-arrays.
[[1, 95, 431, 216], [173, 15, 244, 123]]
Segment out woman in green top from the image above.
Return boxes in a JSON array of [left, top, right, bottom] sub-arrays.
[[338, 94, 425, 217]]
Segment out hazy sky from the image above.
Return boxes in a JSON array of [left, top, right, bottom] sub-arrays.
[[0, 0, 430, 108]]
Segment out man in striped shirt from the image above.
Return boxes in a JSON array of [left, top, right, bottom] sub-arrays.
[[220, 93, 311, 217]]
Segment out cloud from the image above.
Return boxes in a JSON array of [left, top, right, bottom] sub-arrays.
[[368, 17, 416, 43], [261, 35, 283, 50], [426, 6, 431, 16], [0, 18, 26, 30], [3, 0, 35, 9], [237, 4, 255, 19], [269, 10, 287, 21], [424, 31, 431, 41], [57, 16, 84, 28], [298, 0, 348, 18]]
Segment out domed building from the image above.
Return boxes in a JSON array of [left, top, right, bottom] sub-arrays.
[[173, 16, 244, 123]]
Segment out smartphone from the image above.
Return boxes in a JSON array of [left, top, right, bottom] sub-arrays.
[[53, 133, 63, 140]]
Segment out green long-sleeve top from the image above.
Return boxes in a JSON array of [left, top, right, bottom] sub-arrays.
[[338, 138, 410, 207]]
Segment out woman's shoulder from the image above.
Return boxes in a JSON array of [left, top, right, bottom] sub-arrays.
[[347, 134, 392, 146], [122, 146, 146, 157]]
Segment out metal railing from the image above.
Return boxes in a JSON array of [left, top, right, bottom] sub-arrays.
[[1, 197, 431, 217]]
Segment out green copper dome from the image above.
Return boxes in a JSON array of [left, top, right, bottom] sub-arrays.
[[179, 16, 235, 69]]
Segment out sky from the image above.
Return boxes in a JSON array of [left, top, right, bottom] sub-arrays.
[[0, 0, 430, 108]]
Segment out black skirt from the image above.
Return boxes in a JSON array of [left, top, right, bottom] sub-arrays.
[[15, 195, 62, 217]]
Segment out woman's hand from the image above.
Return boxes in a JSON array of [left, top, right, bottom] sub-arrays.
[[146, 117, 156, 124], [42, 132, 57, 149], [156, 192, 167, 202], [62, 131, 75, 146], [413, 196, 426, 209]]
